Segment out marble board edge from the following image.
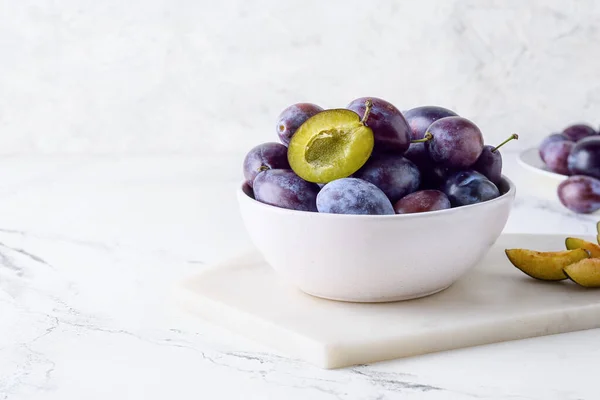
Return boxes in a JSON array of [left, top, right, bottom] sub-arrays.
[[173, 233, 600, 369]]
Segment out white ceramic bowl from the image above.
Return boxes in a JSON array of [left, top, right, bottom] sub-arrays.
[[238, 177, 516, 303]]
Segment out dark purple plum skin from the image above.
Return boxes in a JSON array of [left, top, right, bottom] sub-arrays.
[[276, 103, 324, 146], [567, 136, 600, 179], [403, 142, 431, 172], [253, 169, 319, 212], [316, 178, 394, 215], [443, 170, 500, 207], [425, 116, 484, 168], [558, 175, 600, 214], [393, 190, 451, 214], [473, 145, 503, 185], [243, 142, 290, 187], [353, 155, 420, 203], [562, 124, 596, 142], [420, 164, 458, 190], [242, 182, 255, 199], [403, 106, 458, 141], [346, 97, 411, 154], [539, 133, 569, 162], [543, 140, 574, 175], [403, 106, 457, 171]]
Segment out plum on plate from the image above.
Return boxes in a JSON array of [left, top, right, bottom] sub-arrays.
[[544, 140, 574, 175], [253, 169, 320, 212], [243, 142, 290, 187], [539, 133, 569, 162], [562, 124, 596, 142], [443, 170, 500, 207], [276, 103, 324, 146], [353, 155, 420, 203], [424, 116, 484, 168], [567, 136, 600, 179], [346, 97, 411, 154], [288, 102, 374, 183], [393, 190, 451, 214], [316, 178, 394, 215]]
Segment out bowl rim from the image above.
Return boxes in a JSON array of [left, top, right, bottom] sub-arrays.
[[238, 174, 516, 220]]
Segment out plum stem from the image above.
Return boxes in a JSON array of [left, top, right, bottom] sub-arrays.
[[492, 134, 519, 153], [411, 132, 433, 143], [361, 99, 373, 125]]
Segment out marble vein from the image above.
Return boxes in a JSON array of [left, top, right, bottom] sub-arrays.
[[0, 242, 53, 269], [351, 369, 441, 393]]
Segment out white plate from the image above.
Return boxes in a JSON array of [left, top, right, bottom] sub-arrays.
[[517, 147, 567, 183]]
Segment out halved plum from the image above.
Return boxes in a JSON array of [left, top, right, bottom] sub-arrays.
[[288, 103, 375, 183]]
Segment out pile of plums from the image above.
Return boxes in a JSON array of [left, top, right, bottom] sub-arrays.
[[538, 124, 600, 214], [242, 97, 514, 215]]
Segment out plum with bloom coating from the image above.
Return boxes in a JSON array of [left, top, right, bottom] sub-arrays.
[[254, 169, 319, 212], [317, 178, 394, 215], [243, 142, 290, 187]]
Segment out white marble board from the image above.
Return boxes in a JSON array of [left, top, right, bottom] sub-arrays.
[[177, 233, 600, 369]]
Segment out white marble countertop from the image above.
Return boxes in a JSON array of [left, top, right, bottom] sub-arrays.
[[1, 151, 599, 400]]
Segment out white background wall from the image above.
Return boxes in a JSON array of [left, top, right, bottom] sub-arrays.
[[1, 0, 599, 155]]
